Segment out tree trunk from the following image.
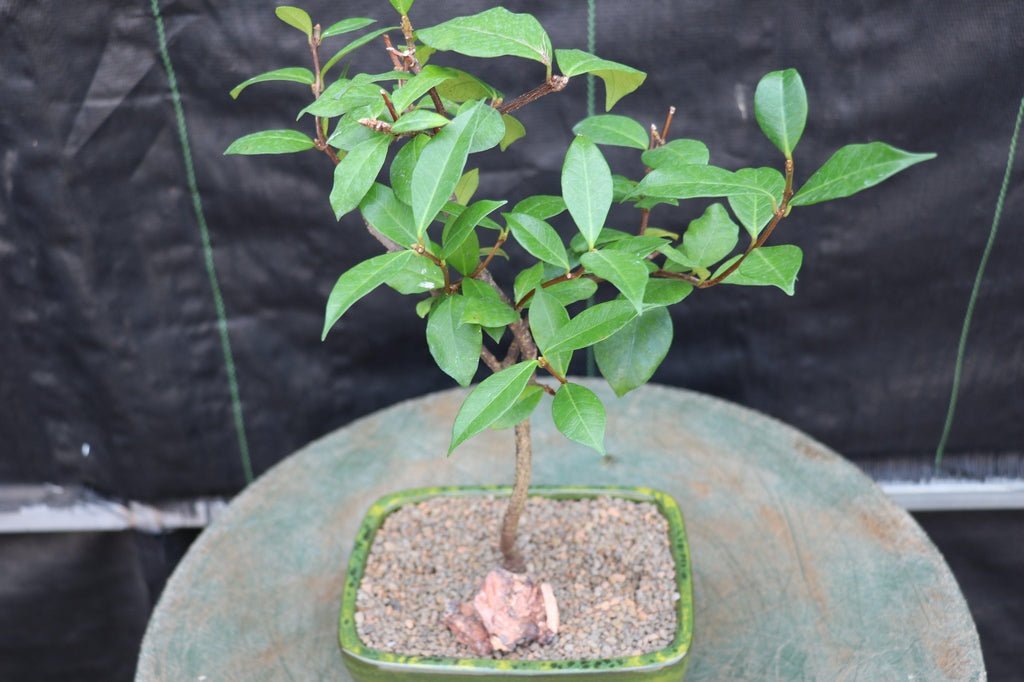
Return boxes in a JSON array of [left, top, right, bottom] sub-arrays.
[[499, 419, 532, 572]]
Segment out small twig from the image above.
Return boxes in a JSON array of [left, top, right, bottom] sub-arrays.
[[308, 26, 339, 165], [480, 346, 503, 373], [429, 88, 448, 117], [660, 106, 676, 143], [514, 267, 585, 309], [529, 378, 557, 396], [381, 90, 400, 122], [382, 34, 405, 73], [471, 233, 508, 277], [651, 269, 702, 285], [639, 208, 650, 236], [498, 76, 569, 115], [536, 357, 568, 384]]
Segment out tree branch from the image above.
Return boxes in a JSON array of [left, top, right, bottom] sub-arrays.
[[497, 76, 569, 115]]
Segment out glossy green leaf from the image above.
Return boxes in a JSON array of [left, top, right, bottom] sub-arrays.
[[595, 307, 673, 397], [464, 103, 505, 153], [643, 279, 693, 308], [417, 8, 553, 66], [569, 227, 632, 254], [573, 115, 648, 150], [391, 135, 429, 205], [301, 78, 382, 118], [512, 195, 566, 220], [483, 325, 506, 344], [390, 110, 450, 134], [426, 295, 481, 386], [790, 142, 936, 207], [641, 139, 710, 169], [275, 6, 312, 36], [391, 65, 456, 112], [322, 250, 414, 339], [500, 114, 526, 151], [449, 360, 539, 453], [552, 383, 606, 454], [579, 250, 649, 314], [513, 263, 544, 306], [545, 278, 598, 308], [505, 212, 570, 271], [442, 199, 506, 259], [384, 255, 444, 294], [671, 203, 739, 268], [644, 227, 680, 241], [754, 69, 807, 159], [326, 109, 377, 151], [562, 136, 612, 249], [330, 134, 390, 219], [453, 169, 478, 206], [415, 296, 438, 319], [630, 165, 776, 202], [612, 175, 638, 202], [728, 168, 785, 239], [389, 0, 414, 15], [360, 183, 417, 248], [529, 288, 571, 376], [321, 17, 376, 39], [321, 28, 397, 78], [490, 385, 544, 430], [545, 300, 637, 355], [604, 235, 670, 258], [411, 102, 488, 237], [715, 245, 803, 295], [434, 69, 501, 102], [230, 67, 314, 99], [461, 289, 518, 327], [555, 49, 646, 110], [224, 129, 314, 155], [446, 227, 479, 276]]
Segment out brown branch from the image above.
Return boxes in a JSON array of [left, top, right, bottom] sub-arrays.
[[651, 269, 702, 285], [502, 339, 521, 368], [700, 158, 795, 288], [471, 233, 508, 278], [381, 90, 400, 122], [660, 105, 677, 142], [308, 25, 340, 165], [536, 357, 568, 385], [480, 346, 503, 373], [514, 267, 586, 309], [500, 420, 532, 572], [498, 76, 569, 114], [382, 34, 405, 73]]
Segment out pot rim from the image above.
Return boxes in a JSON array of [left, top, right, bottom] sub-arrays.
[[339, 484, 693, 675]]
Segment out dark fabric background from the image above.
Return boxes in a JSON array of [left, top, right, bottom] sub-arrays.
[[0, 0, 1021, 679]]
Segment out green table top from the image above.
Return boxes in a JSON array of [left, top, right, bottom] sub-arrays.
[[137, 383, 985, 681]]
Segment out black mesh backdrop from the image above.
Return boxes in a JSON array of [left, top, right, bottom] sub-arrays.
[[0, 0, 1022, 679]]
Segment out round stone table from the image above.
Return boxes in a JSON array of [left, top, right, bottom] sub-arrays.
[[137, 383, 985, 681]]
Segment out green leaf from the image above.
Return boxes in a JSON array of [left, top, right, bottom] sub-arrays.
[[612, 175, 638, 202], [415, 296, 438, 318], [322, 250, 414, 339], [450, 360, 539, 453], [643, 279, 693, 308], [569, 227, 632, 254], [326, 109, 377, 151], [321, 17, 376, 39], [545, 278, 598, 308], [483, 325, 506, 344], [728, 168, 785, 240], [391, 135, 429, 205], [641, 139, 710, 170], [529, 288, 572, 376], [555, 49, 646, 110], [330, 133, 390, 220], [572, 115, 648, 150], [754, 69, 807, 159], [426, 295, 481, 386], [411, 102, 489, 237], [275, 6, 312, 36], [384, 255, 444, 294], [562, 136, 612, 249], [630, 165, 776, 202], [673, 203, 739, 268], [644, 227, 679, 241], [714, 245, 803, 295], [453, 168, 479, 206], [390, 65, 457, 111], [442, 199, 506, 260], [595, 307, 673, 397], [603, 235, 670, 258], [460, 280, 518, 327], [579, 250, 649, 314], [446, 227, 479, 276], [417, 8, 553, 67], [552, 383, 606, 454], [224, 129, 314, 155], [230, 67, 314, 99], [321, 28, 397, 78], [790, 142, 936, 207], [300, 78, 382, 118], [500, 114, 526, 151], [512, 195, 566, 220], [490, 385, 544, 430], [505, 212, 570, 272], [390, 110, 450, 134], [434, 69, 501, 103], [389, 0, 414, 15], [513, 263, 545, 305], [360, 183, 417, 247], [545, 300, 637, 355], [464, 103, 506, 153]]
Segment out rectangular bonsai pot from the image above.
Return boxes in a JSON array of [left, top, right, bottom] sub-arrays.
[[338, 485, 693, 681]]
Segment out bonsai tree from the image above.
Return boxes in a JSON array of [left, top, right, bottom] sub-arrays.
[[227, 0, 932, 585]]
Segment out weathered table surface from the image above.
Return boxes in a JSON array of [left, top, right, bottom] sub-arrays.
[[137, 383, 985, 681]]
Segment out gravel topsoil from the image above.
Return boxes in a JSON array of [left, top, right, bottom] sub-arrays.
[[355, 495, 679, 660]]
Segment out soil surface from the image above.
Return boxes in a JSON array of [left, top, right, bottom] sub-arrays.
[[355, 495, 679, 660]]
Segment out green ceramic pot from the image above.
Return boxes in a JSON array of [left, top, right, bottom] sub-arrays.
[[339, 485, 693, 681]]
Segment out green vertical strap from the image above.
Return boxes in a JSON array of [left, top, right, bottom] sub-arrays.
[[585, 0, 598, 377], [149, 0, 254, 484], [935, 90, 1024, 470]]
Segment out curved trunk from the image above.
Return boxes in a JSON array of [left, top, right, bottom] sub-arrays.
[[499, 419, 532, 573]]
